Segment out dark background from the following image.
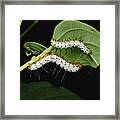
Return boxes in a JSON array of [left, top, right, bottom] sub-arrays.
[[20, 20, 100, 100]]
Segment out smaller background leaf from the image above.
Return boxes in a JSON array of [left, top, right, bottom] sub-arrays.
[[24, 42, 47, 56]]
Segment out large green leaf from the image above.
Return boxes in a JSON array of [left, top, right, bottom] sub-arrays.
[[20, 81, 80, 100], [50, 21, 100, 68], [53, 20, 99, 40]]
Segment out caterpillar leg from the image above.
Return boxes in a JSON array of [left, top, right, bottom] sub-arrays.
[[52, 64, 58, 76], [35, 71, 38, 78], [49, 63, 52, 73], [34, 65, 38, 79], [41, 66, 49, 73], [86, 66, 94, 77], [29, 70, 32, 80], [36, 70, 41, 80], [55, 67, 62, 79], [45, 63, 51, 73], [61, 71, 66, 83]]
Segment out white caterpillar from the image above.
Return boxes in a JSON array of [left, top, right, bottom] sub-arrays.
[[30, 55, 81, 72], [51, 39, 91, 54]]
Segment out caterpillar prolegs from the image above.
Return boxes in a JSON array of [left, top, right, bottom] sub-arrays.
[[51, 39, 92, 54], [30, 55, 81, 72]]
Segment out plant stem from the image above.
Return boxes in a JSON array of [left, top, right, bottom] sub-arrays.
[[20, 46, 53, 71], [90, 54, 98, 66], [20, 20, 39, 38]]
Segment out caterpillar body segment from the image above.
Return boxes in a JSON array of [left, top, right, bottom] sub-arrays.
[[51, 39, 92, 55], [30, 55, 81, 72]]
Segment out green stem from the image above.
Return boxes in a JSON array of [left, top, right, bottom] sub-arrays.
[[20, 20, 39, 38], [90, 54, 98, 66]]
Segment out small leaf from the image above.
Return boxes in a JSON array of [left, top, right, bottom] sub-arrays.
[[24, 42, 47, 56]]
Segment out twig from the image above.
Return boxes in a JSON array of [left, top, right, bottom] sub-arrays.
[[20, 46, 53, 71]]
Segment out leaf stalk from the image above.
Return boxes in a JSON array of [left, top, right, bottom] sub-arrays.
[[20, 46, 53, 71]]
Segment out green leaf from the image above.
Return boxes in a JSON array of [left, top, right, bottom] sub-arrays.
[[24, 42, 47, 56], [50, 47, 99, 68], [20, 81, 80, 100], [51, 20, 100, 68], [53, 20, 99, 40]]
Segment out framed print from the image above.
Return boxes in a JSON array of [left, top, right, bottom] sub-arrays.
[[0, 0, 119, 119]]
